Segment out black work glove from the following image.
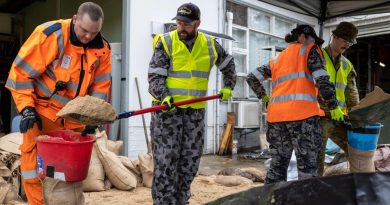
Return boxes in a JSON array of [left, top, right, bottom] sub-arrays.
[[81, 125, 98, 136], [20, 106, 42, 133]]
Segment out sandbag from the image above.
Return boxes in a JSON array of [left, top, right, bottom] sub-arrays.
[[0, 182, 20, 204], [95, 138, 137, 190], [0, 133, 22, 155], [107, 140, 123, 156], [349, 86, 390, 128], [240, 167, 266, 183], [4, 200, 28, 205], [119, 156, 141, 176], [57, 95, 117, 125], [374, 145, 390, 171], [348, 145, 375, 173], [351, 86, 390, 111], [323, 161, 350, 176], [43, 178, 84, 205], [0, 161, 11, 178], [218, 167, 265, 183], [197, 175, 216, 184], [214, 175, 253, 187], [82, 149, 104, 192], [119, 156, 143, 186], [82, 130, 107, 192], [138, 153, 153, 188]]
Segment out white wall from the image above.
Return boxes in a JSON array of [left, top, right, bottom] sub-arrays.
[[124, 0, 318, 159]]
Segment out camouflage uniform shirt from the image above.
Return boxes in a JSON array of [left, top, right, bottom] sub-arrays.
[[148, 33, 236, 101], [247, 44, 338, 110]]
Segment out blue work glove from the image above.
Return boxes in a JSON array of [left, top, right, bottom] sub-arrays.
[[261, 95, 270, 108], [161, 96, 175, 112], [20, 106, 42, 133], [81, 125, 98, 136], [330, 106, 345, 122], [219, 87, 232, 101]]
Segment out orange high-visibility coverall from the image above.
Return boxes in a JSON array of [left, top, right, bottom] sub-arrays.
[[6, 19, 111, 205]]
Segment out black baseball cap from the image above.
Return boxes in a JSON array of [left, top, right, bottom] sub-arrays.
[[292, 24, 324, 46], [172, 3, 200, 23]]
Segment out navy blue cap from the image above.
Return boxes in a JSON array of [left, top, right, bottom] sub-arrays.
[[292, 24, 324, 46], [172, 3, 200, 23]]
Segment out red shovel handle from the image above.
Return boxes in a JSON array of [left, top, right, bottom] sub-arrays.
[[117, 94, 222, 119]]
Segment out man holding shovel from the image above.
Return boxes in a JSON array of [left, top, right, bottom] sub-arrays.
[[148, 3, 236, 204], [6, 2, 111, 204], [318, 22, 362, 174]]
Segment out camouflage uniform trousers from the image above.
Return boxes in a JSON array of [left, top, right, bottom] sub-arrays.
[[265, 116, 322, 184], [318, 117, 348, 176], [150, 107, 205, 205]]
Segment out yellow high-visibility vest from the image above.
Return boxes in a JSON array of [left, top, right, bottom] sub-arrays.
[[153, 30, 218, 108], [322, 48, 353, 113]]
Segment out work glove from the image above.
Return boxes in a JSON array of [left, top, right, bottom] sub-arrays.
[[81, 125, 98, 136], [20, 106, 42, 133], [161, 96, 175, 112], [261, 95, 270, 108], [219, 87, 233, 101], [330, 106, 345, 122]]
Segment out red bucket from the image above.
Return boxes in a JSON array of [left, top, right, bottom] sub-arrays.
[[36, 130, 95, 182]]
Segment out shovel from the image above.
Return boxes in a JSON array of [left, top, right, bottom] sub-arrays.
[[57, 94, 222, 126], [117, 94, 222, 120]]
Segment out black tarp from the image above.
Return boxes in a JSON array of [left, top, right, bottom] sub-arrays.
[[206, 172, 390, 205]]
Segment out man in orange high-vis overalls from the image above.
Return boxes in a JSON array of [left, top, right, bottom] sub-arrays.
[[6, 2, 111, 204], [247, 25, 344, 184]]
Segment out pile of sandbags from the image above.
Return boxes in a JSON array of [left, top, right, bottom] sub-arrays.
[[217, 167, 265, 183], [82, 130, 153, 192], [0, 182, 21, 204], [206, 167, 266, 187], [0, 132, 24, 203]]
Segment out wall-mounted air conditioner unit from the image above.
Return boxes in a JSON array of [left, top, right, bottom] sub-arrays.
[[231, 101, 260, 128]]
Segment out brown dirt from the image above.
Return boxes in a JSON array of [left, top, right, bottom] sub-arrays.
[[57, 95, 117, 125], [84, 175, 262, 205]]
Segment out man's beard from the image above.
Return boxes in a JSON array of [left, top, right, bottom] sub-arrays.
[[178, 30, 196, 41]]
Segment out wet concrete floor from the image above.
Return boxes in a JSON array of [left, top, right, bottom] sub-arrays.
[[198, 154, 266, 176]]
